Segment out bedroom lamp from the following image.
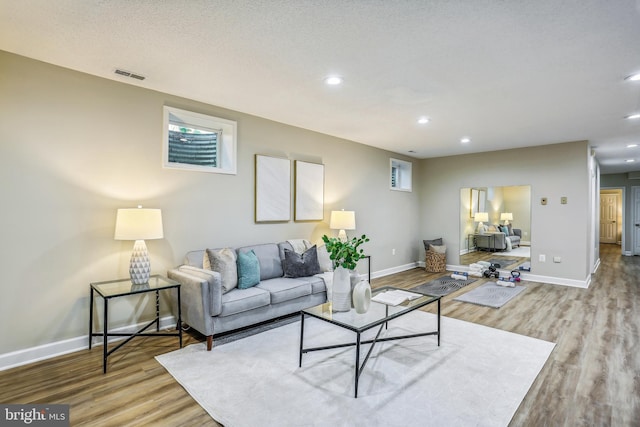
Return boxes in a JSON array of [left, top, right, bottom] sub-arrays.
[[114, 206, 164, 285], [500, 212, 513, 225], [474, 211, 489, 233], [330, 210, 356, 241]]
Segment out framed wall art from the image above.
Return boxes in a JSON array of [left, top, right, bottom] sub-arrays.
[[255, 155, 291, 222], [294, 161, 324, 221]]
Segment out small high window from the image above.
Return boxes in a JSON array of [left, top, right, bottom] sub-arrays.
[[163, 106, 237, 174], [390, 158, 412, 192]]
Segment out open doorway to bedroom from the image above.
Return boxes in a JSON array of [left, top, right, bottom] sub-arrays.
[[599, 188, 624, 251]]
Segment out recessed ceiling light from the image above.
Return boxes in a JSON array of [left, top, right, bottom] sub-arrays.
[[626, 159, 635, 163], [625, 73, 640, 82], [324, 76, 343, 86], [417, 117, 430, 124], [460, 137, 471, 143], [625, 113, 640, 120], [627, 144, 638, 148]]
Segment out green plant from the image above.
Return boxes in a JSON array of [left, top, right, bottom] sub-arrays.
[[321, 234, 369, 270]]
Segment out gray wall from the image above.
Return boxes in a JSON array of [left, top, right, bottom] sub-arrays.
[[418, 141, 593, 281], [0, 51, 420, 355], [0, 50, 597, 360]]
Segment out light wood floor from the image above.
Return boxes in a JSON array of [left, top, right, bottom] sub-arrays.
[[1, 244, 637, 426]]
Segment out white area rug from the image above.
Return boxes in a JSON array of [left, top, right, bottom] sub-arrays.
[[493, 246, 530, 258], [156, 311, 554, 427]]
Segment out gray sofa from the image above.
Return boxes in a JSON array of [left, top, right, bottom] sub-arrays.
[[475, 228, 521, 251], [167, 242, 328, 351]]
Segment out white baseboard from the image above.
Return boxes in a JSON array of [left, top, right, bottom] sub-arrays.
[[448, 264, 590, 288], [369, 262, 419, 280], [623, 251, 633, 256], [0, 316, 177, 372]]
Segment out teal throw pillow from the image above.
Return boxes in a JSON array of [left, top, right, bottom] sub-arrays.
[[237, 249, 261, 289]]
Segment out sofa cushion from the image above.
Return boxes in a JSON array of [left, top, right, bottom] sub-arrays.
[[283, 245, 322, 278], [238, 243, 283, 280], [206, 248, 238, 293], [237, 249, 261, 289], [256, 277, 312, 304], [297, 275, 328, 295], [220, 287, 270, 317]]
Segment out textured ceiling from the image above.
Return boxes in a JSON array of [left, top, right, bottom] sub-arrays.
[[2, 0, 640, 173]]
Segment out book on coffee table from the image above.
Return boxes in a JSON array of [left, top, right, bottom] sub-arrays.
[[371, 289, 423, 306]]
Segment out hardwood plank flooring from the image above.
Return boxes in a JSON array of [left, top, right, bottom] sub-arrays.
[[0, 244, 638, 426]]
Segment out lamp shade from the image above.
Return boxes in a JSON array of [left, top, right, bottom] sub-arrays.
[[474, 212, 489, 223], [329, 210, 356, 230], [114, 208, 164, 240], [500, 213, 513, 221]]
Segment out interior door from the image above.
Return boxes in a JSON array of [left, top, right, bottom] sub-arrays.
[[599, 193, 617, 244], [634, 187, 640, 255]]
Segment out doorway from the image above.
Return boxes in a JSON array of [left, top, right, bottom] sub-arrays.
[[599, 188, 624, 254]]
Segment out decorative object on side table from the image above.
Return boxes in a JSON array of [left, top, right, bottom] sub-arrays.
[[500, 212, 513, 225], [322, 233, 369, 312], [329, 209, 356, 241], [114, 206, 164, 284], [474, 211, 489, 233]]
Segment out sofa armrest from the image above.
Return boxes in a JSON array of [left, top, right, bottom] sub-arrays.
[[513, 229, 522, 238], [167, 267, 223, 336]]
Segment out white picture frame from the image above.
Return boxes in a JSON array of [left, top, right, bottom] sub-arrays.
[[295, 161, 324, 221], [255, 155, 291, 222]]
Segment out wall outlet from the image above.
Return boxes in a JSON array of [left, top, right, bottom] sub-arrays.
[[392, 248, 396, 255], [539, 254, 546, 262], [524, 231, 528, 236], [553, 256, 562, 263]]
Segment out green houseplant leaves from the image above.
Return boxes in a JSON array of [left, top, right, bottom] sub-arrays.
[[321, 234, 369, 270]]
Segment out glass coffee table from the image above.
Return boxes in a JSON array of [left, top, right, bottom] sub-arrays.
[[299, 286, 441, 397]]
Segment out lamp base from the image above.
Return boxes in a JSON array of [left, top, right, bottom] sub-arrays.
[[129, 240, 150, 285], [337, 229, 347, 242]]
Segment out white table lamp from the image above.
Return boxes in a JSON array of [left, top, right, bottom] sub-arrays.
[[474, 211, 489, 233], [114, 207, 164, 284], [500, 212, 513, 225], [330, 210, 356, 241]]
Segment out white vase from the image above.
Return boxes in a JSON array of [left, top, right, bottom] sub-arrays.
[[332, 266, 352, 312], [352, 280, 372, 314]]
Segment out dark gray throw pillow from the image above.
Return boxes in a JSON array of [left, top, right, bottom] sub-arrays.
[[423, 238, 444, 251], [283, 245, 322, 278]]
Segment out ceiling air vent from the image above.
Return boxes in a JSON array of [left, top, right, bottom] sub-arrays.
[[114, 69, 146, 81]]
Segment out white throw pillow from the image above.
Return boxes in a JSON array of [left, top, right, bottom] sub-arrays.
[[316, 244, 334, 272], [205, 248, 238, 293]]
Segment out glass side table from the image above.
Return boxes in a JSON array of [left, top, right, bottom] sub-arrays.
[[88, 275, 182, 373]]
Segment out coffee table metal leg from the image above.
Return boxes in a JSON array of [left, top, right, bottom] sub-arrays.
[[437, 298, 441, 346], [299, 312, 305, 367], [355, 332, 361, 398]]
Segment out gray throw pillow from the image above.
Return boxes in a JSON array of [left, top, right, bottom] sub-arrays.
[[283, 245, 322, 278], [423, 238, 443, 251], [205, 248, 238, 293]]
